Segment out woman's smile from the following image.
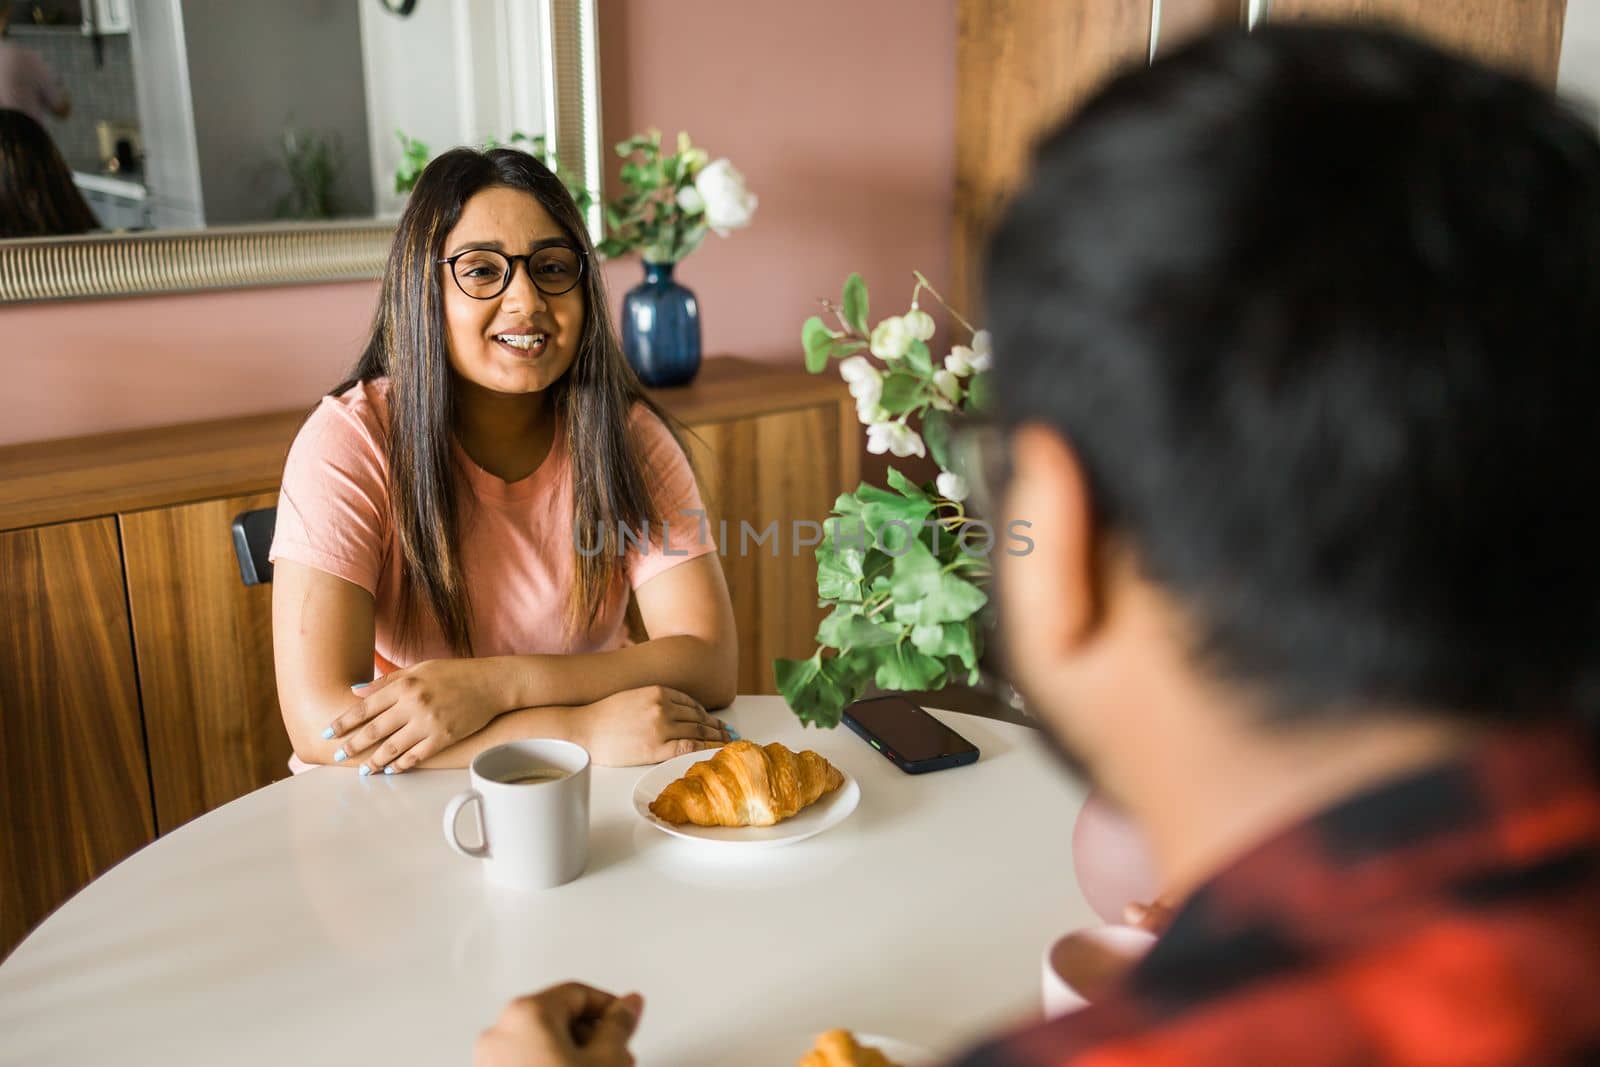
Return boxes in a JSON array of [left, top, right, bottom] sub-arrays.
[[491, 330, 549, 356]]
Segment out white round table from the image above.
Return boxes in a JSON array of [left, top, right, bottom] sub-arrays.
[[0, 696, 1093, 1066]]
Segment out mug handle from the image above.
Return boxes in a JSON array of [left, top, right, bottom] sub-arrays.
[[443, 791, 490, 859]]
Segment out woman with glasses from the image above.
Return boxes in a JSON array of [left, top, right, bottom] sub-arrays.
[[269, 147, 737, 776]]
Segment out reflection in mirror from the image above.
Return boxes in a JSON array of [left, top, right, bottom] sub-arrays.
[[0, 107, 99, 238], [0, 0, 550, 236]]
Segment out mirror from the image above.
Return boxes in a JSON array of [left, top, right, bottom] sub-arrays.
[[0, 0, 600, 301]]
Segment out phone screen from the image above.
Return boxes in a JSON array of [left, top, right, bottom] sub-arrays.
[[845, 696, 978, 761]]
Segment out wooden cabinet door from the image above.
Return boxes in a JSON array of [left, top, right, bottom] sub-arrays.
[[0, 519, 155, 959], [955, 0, 1157, 313], [120, 492, 289, 835], [684, 402, 853, 695], [1265, 0, 1567, 85]]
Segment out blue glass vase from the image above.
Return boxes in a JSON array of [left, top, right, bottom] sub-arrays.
[[621, 261, 702, 387]]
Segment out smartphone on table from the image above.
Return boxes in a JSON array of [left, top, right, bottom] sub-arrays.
[[842, 695, 980, 774]]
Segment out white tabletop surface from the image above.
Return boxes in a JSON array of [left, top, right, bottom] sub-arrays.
[[0, 696, 1093, 1067]]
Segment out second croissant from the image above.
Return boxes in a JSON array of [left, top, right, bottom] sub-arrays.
[[649, 740, 845, 827]]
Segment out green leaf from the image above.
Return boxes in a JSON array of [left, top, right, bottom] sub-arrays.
[[675, 222, 709, 262], [802, 316, 836, 373], [942, 621, 979, 669], [776, 650, 869, 728], [878, 371, 922, 414], [855, 482, 933, 533], [828, 338, 868, 361], [922, 409, 953, 472], [874, 641, 947, 691], [841, 273, 869, 337], [910, 623, 944, 656], [817, 606, 900, 651], [888, 540, 989, 626], [968, 370, 995, 412], [885, 466, 927, 501], [774, 651, 819, 693], [904, 339, 933, 377], [816, 542, 866, 602], [775, 652, 839, 726]]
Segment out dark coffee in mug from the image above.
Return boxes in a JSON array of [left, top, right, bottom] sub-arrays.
[[498, 768, 570, 785]]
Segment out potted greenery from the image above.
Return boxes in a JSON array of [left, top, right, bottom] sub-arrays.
[[775, 272, 998, 728]]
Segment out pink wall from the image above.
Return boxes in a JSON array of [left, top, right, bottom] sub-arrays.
[[0, 282, 379, 446], [0, 1, 954, 448], [596, 0, 956, 363]]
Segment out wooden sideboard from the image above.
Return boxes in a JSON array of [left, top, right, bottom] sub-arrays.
[[0, 357, 856, 959]]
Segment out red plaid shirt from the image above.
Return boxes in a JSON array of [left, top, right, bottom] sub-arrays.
[[952, 726, 1600, 1067]]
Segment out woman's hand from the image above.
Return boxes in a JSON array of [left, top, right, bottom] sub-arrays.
[[474, 984, 644, 1067], [324, 659, 509, 774], [575, 685, 732, 766]]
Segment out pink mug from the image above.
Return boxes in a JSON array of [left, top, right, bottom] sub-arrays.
[[1071, 790, 1161, 923]]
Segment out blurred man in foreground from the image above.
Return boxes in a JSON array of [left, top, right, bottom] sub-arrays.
[[477, 24, 1600, 1067]]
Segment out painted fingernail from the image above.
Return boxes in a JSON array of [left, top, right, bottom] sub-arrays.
[[320, 725, 335, 740], [383, 765, 395, 775], [725, 726, 742, 740], [359, 764, 372, 777], [352, 682, 372, 691], [333, 747, 348, 762]]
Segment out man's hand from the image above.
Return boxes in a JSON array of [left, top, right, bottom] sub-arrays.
[[1124, 898, 1175, 934], [474, 983, 644, 1067]]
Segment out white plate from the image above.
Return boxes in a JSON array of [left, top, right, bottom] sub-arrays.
[[776, 1031, 933, 1066], [850, 1033, 933, 1066], [632, 748, 860, 849]]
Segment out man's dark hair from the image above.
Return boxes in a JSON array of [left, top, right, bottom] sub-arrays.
[[987, 24, 1600, 728]]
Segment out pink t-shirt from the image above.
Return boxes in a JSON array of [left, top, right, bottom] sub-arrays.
[[269, 378, 714, 677]]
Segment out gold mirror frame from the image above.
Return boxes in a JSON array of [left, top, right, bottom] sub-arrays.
[[0, 0, 601, 304]]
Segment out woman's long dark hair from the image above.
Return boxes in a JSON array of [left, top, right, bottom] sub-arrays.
[[338, 147, 684, 656], [0, 108, 98, 238]]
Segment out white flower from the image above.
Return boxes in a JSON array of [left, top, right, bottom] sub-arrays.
[[870, 316, 911, 360], [902, 308, 936, 341], [945, 345, 975, 377], [838, 355, 875, 384], [936, 470, 969, 503], [675, 185, 706, 215], [847, 371, 882, 410], [933, 369, 961, 402], [694, 159, 758, 236], [969, 329, 993, 372], [866, 421, 926, 458], [857, 398, 887, 425], [841, 356, 884, 414]]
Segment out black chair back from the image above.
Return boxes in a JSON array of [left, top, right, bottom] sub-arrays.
[[231, 507, 278, 586]]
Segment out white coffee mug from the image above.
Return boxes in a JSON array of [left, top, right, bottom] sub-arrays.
[[442, 739, 591, 890], [1041, 924, 1158, 1018]]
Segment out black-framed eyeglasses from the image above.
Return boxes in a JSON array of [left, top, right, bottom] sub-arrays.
[[949, 418, 1013, 521], [436, 245, 587, 300]]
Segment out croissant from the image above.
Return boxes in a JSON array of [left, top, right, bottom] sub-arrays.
[[796, 1030, 902, 1067], [649, 740, 844, 827]]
